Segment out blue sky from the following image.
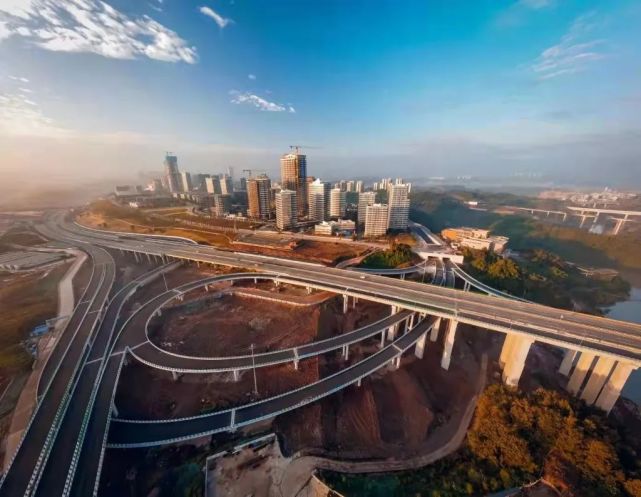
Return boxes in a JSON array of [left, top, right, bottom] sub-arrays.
[[1, 0, 640, 187]]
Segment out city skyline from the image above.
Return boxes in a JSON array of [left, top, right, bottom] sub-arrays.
[[1, 0, 641, 189]]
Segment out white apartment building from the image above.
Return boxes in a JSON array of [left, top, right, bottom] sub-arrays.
[[275, 189, 297, 230], [308, 178, 330, 221], [364, 204, 389, 237], [329, 188, 346, 218], [357, 191, 376, 225], [387, 183, 410, 230]]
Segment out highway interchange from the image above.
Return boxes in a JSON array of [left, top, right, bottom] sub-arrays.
[[1, 212, 640, 496]]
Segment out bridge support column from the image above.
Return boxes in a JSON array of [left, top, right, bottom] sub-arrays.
[[172, 370, 180, 381], [379, 331, 385, 348], [566, 352, 596, 395], [463, 281, 471, 292], [233, 369, 240, 382], [499, 334, 516, 368], [353, 296, 358, 309], [400, 273, 405, 280], [111, 402, 119, 418], [430, 317, 440, 342], [387, 306, 399, 340], [502, 336, 533, 388], [146, 253, 152, 263], [293, 360, 299, 370], [415, 332, 427, 359], [408, 313, 415, 330], [343, 294, 349, 314], [254, 278, 258, 285], [306, 286, 312, 295], [342, 345, 349, 360], [134, 252, 140, 262], [440, 320, 458, 370], [595, 362, 637, 414], [357, 378, 362, 387], [393, 356, 401, 369], [155, 309, 162, 317], [559, 349, 577, 376], [581, 356, 615, 405]]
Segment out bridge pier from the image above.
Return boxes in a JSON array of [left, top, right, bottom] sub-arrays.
[[392, 356, 401, 369], [171, 370, 180, 381], [342, 345, 349, 360], [342, 294, 349, 314], [233, 369, 240, 382], [146, 253, 152, 263], [133, 252, 140, 262], [400, 273, 405, 280], [379, 331, 385, 348], [356, 378, 362, 387], [415, 332, 427, 359], [559, 349, 577, 376], [502, 336, 533, 387], [566, 352, 596, 395], [155, 309, 162, 317], [293, 359, 299, 370], [430, 317, 440, 342], [386, 306, 399, 340], [463, 281, 471, 292], [440, 319, 458, 370], [353, 296, 358, 309], [306, 286, 312, 295], [595, 362, 637, 414], [111, 401, 119, 418], [408, 313, 415, 330], [581, 356, 615, 405]]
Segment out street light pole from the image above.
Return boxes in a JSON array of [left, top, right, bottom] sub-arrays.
[[250, 343, 258, 396]]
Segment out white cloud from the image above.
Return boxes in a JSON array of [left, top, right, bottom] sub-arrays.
[[0, 91, 65, 136], [9, 75, 29, 83], [199, 6, 232, 29], [229, 90, 295, 113], [248, 73, 256, 80], [0, 0, 197, 64], [531, 12, 606, 80]]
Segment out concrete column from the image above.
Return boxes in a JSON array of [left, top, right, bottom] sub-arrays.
[[356, 378, 362, 387], [502, 336, 533, 387], [408, 313, 415, 330], [415, 332, 427, 359], [254, 278, 258, 285], [499, 334, 516, 369], [595, 362, 636, 414], [400, 273, 405, 280], [353, 296, 358, 309], [306, 286, 312, 295], [146, 253, 152, 263], [430, 317, 441, 342], [155, 309, 162, 317], [558, 349, 577, 376], [111, 402, 119, 418], [233, 369, 240, 382], [134, 252, 140, 262], [393, 356, 401, 369], [343, 294, 348, 314], [342, 345, 349, 361], [440, 319, 458, 370], [293, 359, 299, 370], [581, 356, 616, 405], [171, 370, 179, 381], [566, 352, 596, 395], [379, 331, 385, 348], [387, 306, 399, 340]]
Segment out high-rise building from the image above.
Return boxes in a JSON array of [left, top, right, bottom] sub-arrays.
[[357, 191, 376, 225], [205, 176, 221, 194], [220, 175, 233, 195], [387, 183, 410, 230], [355, 180, 363, 193], [247, 175, 272, 219], [275, 189, 297, 230], [364, 204, 389, 237], [346, 180, 355, 192], [280, 150, 307, 217], [329, 187, 346, 218], [180, 171, 192, 192], [308, 178, 330, 221], [394, 177, 404, 185], [163, 153, 181, 193], [212, 193, 232, 217], [239, 177, 247, 191]]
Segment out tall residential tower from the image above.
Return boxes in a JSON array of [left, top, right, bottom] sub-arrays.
[[280, 149, 307, 218]]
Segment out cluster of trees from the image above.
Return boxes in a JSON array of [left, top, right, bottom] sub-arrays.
[[323, 386, 641, 497], [462, 247, 630, 313], [360, 243, 414, 269]]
